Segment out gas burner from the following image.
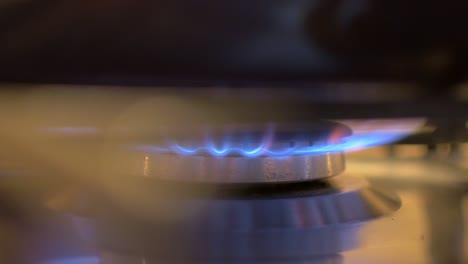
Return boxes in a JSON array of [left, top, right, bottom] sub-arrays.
[[125, 152, 345, 183], [66, 121, 401, 262], [91, 175, 399, 260], [118, 119, 422, 183], [113, 121, 350, 183]]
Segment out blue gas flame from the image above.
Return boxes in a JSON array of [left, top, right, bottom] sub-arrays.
[[134, 133, 407, 157], [134, 125, 417, 158]]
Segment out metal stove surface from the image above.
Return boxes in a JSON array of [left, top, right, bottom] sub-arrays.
[[1, 146, 467, 264]]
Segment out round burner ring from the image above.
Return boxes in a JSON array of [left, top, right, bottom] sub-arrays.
[[106, 121, 350, 183], [120, 151, 345, 183]]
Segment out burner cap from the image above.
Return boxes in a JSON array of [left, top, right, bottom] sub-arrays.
[[116, 151, 345, 183], [105, 121, 351, 183]]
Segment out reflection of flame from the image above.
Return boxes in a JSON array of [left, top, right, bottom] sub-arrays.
[[135, 119, 426, 157]]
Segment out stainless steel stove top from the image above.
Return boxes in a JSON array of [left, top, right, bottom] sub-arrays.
[[2, 146, 466, 264]]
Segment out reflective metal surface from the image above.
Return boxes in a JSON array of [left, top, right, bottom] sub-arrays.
[[120, 152, 345, 183], [87, 175, 399, 260], [1, 147, 466, 263]]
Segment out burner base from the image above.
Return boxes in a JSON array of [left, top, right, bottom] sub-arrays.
[[70, 175, 400, 260]]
